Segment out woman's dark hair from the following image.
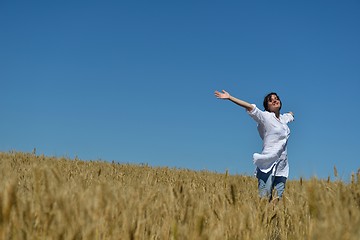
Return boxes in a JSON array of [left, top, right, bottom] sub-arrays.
[[263, 92, 282, 112]]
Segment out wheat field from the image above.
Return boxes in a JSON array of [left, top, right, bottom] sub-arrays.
[[0, 151, 359, 239]]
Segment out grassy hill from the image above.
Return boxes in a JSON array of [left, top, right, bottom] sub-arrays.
[[0, 151, 359, 239]]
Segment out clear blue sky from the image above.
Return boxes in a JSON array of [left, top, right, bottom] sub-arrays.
[[1, 1, 359, 180]]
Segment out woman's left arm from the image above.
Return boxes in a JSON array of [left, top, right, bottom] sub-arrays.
[[284, 112, 295, 123]]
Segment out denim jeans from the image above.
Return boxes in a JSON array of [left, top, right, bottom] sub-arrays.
[[256, 167, 287, 200]]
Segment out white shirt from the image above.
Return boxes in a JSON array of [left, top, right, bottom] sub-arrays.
[[247, 104, 294, 178]]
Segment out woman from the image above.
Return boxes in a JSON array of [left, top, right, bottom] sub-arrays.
[[214, 90, 294, 201]]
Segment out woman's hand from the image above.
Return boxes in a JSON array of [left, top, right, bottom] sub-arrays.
[[214, 90, 230, 99], [214, 89, 254, 111]]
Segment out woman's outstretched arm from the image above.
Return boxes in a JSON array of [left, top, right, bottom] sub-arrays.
[[214, 90, 254, 112]]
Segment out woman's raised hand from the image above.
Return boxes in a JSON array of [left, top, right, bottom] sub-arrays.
[[214, 90, 254, 111], [214, 90, 230, 99]]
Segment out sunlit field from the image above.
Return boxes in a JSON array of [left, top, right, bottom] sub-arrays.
[[0, 151, 359, 239]]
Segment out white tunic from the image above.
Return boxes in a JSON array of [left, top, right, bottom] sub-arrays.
[[247, 104, 294, 178]]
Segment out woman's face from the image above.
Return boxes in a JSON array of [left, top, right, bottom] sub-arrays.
[[267, 94, 281, 112]]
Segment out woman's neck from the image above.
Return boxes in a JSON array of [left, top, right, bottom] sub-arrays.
[[272, 110, 280, 119]]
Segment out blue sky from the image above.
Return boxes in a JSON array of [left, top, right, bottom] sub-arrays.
[[1, 0, 359, 180]]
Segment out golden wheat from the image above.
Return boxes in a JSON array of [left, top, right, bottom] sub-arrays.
[[0, 151, 359, 239]]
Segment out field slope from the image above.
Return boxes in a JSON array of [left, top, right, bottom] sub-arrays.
[[0, 151, 359, 239]]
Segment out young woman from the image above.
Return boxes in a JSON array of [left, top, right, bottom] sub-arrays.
[[214, 90, 294, 201]]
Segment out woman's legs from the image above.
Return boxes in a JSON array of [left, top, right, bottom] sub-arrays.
[[256, 168, 287, 200]]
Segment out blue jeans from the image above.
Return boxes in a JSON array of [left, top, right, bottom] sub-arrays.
[[256, 168, 287, 200]]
